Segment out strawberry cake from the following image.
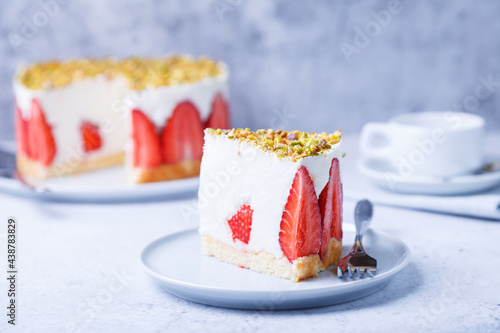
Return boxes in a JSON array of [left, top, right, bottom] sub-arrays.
[[13, 56, 230, 183], [199, 128, 343, 282]]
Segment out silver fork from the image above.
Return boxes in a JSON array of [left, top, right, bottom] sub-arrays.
[[338, 199, 377, 278]]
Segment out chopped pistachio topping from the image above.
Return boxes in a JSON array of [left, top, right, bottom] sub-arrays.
[[208, 128, 342, 161], [17, 56, 223, 90]]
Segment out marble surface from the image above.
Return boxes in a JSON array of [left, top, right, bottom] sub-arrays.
[[0, 135, 499, 332], [1, 0, 500, 140]]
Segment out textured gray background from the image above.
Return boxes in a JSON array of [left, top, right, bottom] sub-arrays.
[[1, 0, 499, 140]]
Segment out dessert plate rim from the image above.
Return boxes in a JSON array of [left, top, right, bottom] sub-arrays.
[[358, 158, 500, 195], [0, 165, 199, 202], [140, 224, 411, 310]]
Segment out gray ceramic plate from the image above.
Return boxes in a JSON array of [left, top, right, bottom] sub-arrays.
[[358, 158, 500, 195], [0, 164, 199, 202], [140, 224, 410, 310]]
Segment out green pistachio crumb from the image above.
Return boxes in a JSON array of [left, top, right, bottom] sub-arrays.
[[207, 128, 342, 162]]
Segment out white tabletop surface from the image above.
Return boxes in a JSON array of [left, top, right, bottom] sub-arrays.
[[1, 135, 499, 333]]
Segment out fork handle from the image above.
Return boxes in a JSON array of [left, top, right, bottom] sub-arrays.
[[352, 238, 366, 254], [355, 216, 371, 242], [353, 199, 373, 254], [354, 217, 371, 254]]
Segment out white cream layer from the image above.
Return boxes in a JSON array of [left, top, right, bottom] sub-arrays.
[[13, 69, 228, 170], [125, 70, 229, 127], [198, 132, 344, 259]]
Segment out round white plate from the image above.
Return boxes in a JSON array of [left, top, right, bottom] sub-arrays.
[[358, 159, 500, 195], [0, 166, 199, 202], [141, 224, 410, 310]]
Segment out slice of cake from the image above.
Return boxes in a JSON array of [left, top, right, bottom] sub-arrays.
[[199, 128, 343, 282], [13, 56, 230, 183]]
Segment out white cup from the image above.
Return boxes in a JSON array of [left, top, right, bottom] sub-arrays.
[[359, 112, 485, 178]]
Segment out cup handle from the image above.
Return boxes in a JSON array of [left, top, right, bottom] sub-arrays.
[[359, 122, 393, 161]]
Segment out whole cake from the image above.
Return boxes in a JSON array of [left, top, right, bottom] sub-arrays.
[[13, 56, 230, 183], [199, 128, 343, 282]]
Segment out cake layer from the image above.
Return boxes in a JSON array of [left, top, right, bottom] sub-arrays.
[[321, 237, 343, 270], [130, 160, 200, 184], [202, 235, 342, 282], [17, 151, 125, 179], [198, 130, 343, 259]]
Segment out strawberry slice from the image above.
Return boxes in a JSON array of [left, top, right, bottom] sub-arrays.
[[14, 100, 31, 157], [227, 204, 253, 244], [319, 158, 343, 260], [28, 98, 56, 166], [131, 109, 162, 168], [205, 93, 230, 130], [80, 121, 102, 152], [279, 166, 322, 263], [161, 101, 204, 164]]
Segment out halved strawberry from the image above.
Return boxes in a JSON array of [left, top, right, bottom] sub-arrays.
[[319, 158, 343, 260], [227, 204, 253, 244], [28, 98, 56, 166], [80, 121, 102, 152], [279, 166, 322, 263], [205, 93, 230, 130], [14, 100, 31, 157], [131, 109, 162, 168], [161, 101, 204, 164]]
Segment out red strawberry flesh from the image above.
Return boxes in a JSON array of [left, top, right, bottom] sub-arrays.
[[81, 121, 102, 152], [29, 98, 56, 166], [161, 101, 204, 164], [227, 204, 253, 244], [319, 158, 343, 260], [131, 109, 162, 168], [14, 100, 31, 157], [279, 166, 321, 263], [205, 93, 230, 130]]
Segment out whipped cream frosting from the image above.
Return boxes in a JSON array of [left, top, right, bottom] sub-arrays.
[[125, 68, 229, 127], [198, 131, 344, 259], [13, 66, 229, 170]]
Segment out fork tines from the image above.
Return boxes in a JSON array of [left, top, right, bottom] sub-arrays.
[[337, 266, 376, 279], [337, 252, 377, 279]]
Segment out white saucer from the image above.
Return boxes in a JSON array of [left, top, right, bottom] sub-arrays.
[[358, 159, 500, 195], [140, 224, 410, 310], [0, 166, 199, 202]]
